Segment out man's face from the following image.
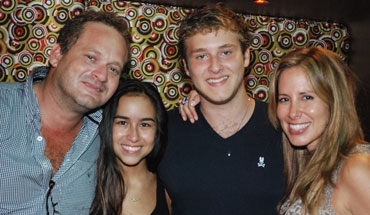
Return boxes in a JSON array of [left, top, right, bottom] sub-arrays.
[[183, 29, 250, 105], [49, 22, 129, 112]]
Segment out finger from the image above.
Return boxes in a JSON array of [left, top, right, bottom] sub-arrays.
[[188, 94, 200, 120], [179, 97, 197, 123], [182, 102, 196, 123], [179, 102, 188, 121]]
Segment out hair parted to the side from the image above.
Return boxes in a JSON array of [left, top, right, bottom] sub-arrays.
[[177, 3, 252, 62], [89, 79, 168, 215], [268, 47, 366, 214], [57, 10, 132, 69]]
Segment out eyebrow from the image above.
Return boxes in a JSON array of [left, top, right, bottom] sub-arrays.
[[189, 44, 236, 54], [114, 115, 156, 122], [278, 90, 314, 96]]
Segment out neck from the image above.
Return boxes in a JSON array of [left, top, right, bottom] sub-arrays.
[[122, 167, 156, 203], [121, 160, 155, 183], [34, 80, 84, 131], [200, 92, 252, 120], [201, 93, 254, 138]]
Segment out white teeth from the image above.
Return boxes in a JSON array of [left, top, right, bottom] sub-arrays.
[[122, 145, 141, 152], [289, 123, 310, 130], [207, 76, 227, 83]]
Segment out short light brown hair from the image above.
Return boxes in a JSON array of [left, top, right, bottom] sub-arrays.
[[177, 3, 251, 61]]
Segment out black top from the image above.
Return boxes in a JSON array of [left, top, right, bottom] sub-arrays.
[[151, 179, 170, 215], [158, 100, 285, 215]]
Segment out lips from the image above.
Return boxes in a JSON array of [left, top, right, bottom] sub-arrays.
[[83, 81, 105, 94], [207, 76, 228, 84], [287, 122, 310, 135], [121, 145, 141, 153], [289, 123, 310, 130]]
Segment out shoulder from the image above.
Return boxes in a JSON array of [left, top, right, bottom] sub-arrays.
[[0, 82, 24, 106], [0, 81, 23, 91], [167, 107, 181, 118], [251, 99, 269, 120], [165, 107, 191, 135], [167, 107, 184, 123], [167, 105, 203, 126], [340, 152, 370, 183], [336, 150, 370, 213], [254, 99, 268, 110], [249, 99, 280, 134]]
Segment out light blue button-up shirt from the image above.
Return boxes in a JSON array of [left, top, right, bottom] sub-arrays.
[[0, 67, 101, 214]]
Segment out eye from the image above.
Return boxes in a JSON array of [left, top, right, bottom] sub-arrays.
[[195, 54, 207, 60], [141, 121, 156, 128], [303, 95, 314, 100], [141, 122, 151, 127], [222, 50, 232, 56], [108, 66, 120, 75], [116, 120, 128, 126], [87, 55, 94, 61], [278, 97, 289, 103]]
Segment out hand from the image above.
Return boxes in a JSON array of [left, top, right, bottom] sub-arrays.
[[179, 89, 200, 123]]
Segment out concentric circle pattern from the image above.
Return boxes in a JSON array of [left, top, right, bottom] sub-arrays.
[[0, 1, 350, 110]]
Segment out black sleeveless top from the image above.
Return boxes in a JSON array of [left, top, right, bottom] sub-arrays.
[[151, 179, 170, 215]]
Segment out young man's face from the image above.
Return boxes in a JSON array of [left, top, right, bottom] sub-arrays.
[[49, 22, 129, 112], [183, 29, 250, 105]]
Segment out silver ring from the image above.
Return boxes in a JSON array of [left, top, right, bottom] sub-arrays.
[[180, 97, 188, 105]]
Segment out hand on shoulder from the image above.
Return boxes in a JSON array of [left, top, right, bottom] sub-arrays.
[[179, 89, 200, 123]]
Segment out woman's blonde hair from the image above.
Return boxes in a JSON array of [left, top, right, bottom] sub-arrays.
[[268, 47, 365, 214]]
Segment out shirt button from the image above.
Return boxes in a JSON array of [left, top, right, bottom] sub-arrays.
[[37, 136, 43, 141], [42, 162, 48, 168]]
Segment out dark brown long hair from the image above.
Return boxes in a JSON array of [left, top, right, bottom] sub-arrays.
[[89, 79, 168, 215]]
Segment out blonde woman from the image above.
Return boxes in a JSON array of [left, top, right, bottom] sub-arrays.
[[268, 47, 370, 214]]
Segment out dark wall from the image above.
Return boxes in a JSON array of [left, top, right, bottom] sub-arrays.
[[350, 19, 370, 141]]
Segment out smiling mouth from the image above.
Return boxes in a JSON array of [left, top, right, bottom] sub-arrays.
[[84, 82, 104, 93], [122, 145, 141, 153], [207, 76, 228, 84], [289, 123, 310, 131]]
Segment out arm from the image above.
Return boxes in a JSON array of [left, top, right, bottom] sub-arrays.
[[178, 89, 200, 123]]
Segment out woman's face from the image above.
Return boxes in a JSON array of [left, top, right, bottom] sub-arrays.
[[112, 94, 157, 167], [276, 66, 330, 152]]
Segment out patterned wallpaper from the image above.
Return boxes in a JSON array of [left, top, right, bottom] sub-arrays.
[[0, 0, 350, 110]]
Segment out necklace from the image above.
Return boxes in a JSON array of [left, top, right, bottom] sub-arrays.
[[128, 196, 141, 202], [126, 173, 156, 203], [227, 97, 251, 157], [236, 97, 251, 132], [204, 97, 252, 138], [127, 188, 146, 202]]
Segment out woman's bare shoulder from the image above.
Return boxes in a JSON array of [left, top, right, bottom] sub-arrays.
[[336, 152, 370, 214]]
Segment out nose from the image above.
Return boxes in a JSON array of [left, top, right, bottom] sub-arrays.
[[92, 66, 108, 82], [288, 102, 302, 119], [127, 125, 139, 143], [208, 56, 223, 73]]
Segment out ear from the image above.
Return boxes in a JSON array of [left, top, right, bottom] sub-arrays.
[[243, 47, 251, 68], [182, 58, 190, 77], [49, 43, 63, 68]]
